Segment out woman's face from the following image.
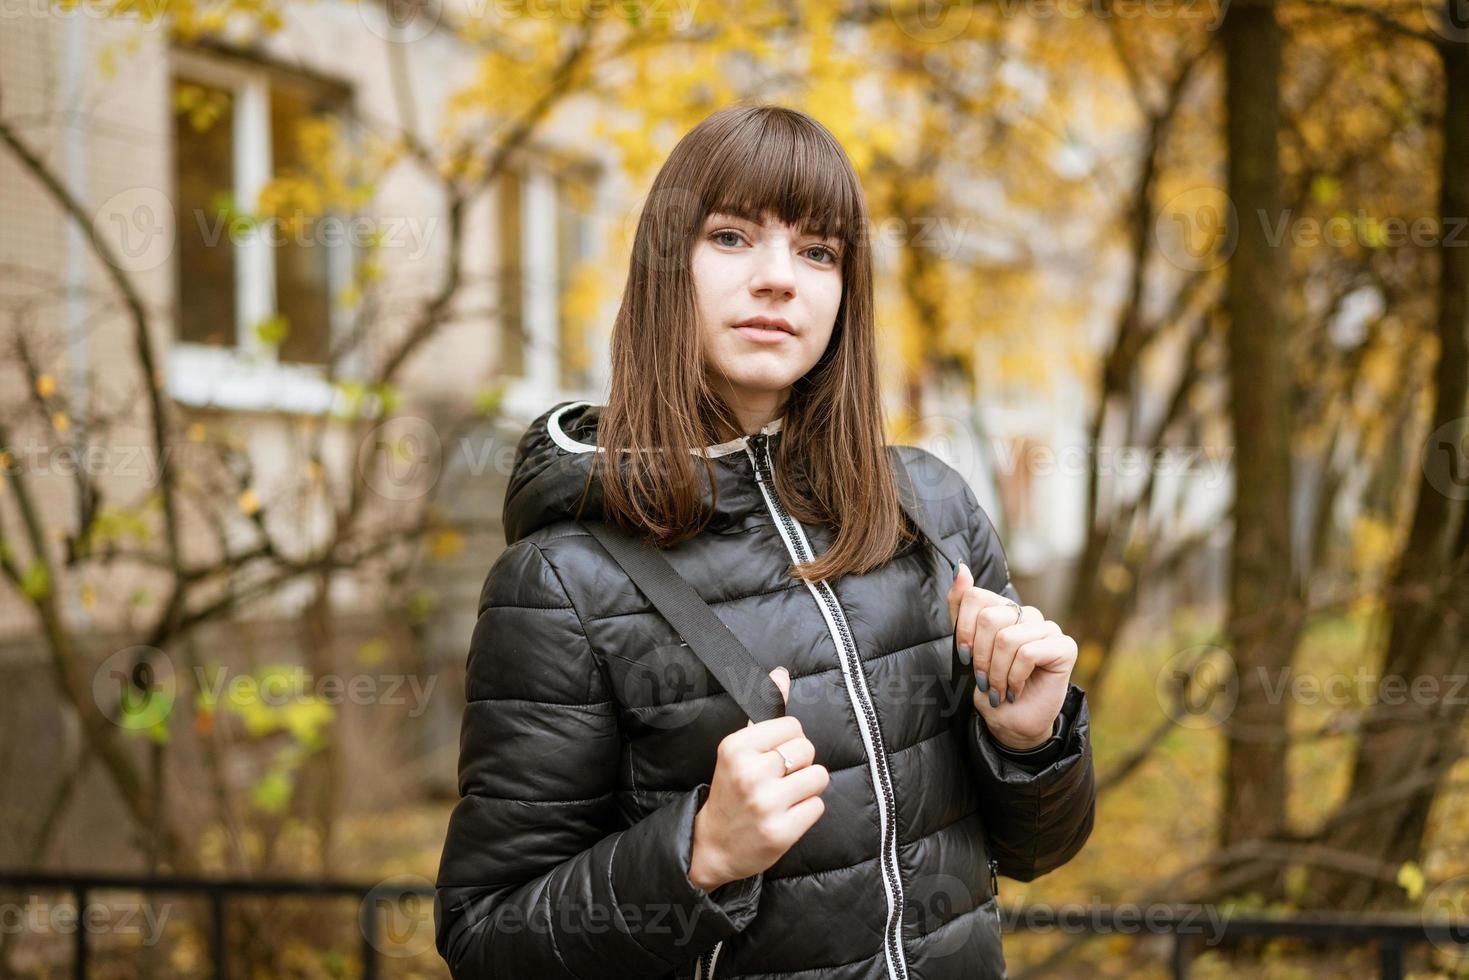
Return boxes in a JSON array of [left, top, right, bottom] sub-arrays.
[[691, 210, 844, 422]]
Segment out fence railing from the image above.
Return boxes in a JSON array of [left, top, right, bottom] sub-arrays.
[[0, 870, 435, 980], [1009, 903, 1469, 980], [1, 870, 1465, 979]]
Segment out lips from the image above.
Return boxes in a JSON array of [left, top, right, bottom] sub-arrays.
[[733, 316, 795, 334]]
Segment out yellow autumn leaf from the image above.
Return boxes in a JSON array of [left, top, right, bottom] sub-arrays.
[[52, 412, 70, 433], [1397, 861, 1425, 901], [36, 374, 56, 398], [238, 488, 261, 515]]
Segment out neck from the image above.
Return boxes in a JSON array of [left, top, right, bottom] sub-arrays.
[[712, 389, 789, 439]]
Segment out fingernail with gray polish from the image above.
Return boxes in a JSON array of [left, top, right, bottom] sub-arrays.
[[976, 670, 988, 692], [1005, 689, 1014, 703], [958, 643, 971, 665], [988, 688, 1000, 708]]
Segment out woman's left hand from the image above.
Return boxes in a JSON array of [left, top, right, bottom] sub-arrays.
[[946, 561, 1077, 751]]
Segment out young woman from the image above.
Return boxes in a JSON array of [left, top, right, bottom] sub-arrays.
[[435, 104, 1095, 980]]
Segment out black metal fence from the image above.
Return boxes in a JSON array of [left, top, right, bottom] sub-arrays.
[[0, 870, 435, 980], [1010, 903, 1469, 980], [1, 871, 1465, 979]]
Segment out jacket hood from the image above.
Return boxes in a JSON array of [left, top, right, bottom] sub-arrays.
[[501, 400, 786, 545]]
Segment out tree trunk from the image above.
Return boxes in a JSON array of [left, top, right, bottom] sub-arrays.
[[1217, 0, 1300, 900]]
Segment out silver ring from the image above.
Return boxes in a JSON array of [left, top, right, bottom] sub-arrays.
[[1006, 600, 1022, 625], [776, 750, 796, 773]]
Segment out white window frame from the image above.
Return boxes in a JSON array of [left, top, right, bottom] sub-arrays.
[[498, 155, 604, 419], [167, 48, 354, 415]]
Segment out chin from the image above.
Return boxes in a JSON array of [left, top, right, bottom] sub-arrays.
[[720, 364, 805, 392]]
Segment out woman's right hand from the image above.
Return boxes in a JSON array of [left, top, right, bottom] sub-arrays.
[[688, 666, 829, 892]]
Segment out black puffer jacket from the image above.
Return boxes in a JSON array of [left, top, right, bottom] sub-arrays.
[[435, 400, 1095, 980]]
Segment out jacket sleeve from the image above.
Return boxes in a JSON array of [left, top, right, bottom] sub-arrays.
[[958, 488, 1097, 883], [435, 540, 763, 978]]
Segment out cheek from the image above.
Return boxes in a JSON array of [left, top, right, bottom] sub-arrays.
[[810, 274, 843, 338], [690, 249, 735, 321]]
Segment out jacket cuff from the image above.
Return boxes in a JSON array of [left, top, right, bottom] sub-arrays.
[[608, 783, 763, 967], [986, 713, 1066, 772], [971, 682, 1089, 789]]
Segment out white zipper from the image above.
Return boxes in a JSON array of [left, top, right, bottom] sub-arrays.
[[741, 432, 910, 980], [696, 939, 723, 979]]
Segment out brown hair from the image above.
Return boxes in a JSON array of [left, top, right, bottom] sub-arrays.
[[590, 102, 913, 582]]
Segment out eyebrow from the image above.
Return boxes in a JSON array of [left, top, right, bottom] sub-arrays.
[[706, 211, 841, 244]]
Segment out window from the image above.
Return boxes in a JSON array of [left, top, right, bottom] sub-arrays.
[[495, 156, 600, 395], [169, 49, 353, 411]]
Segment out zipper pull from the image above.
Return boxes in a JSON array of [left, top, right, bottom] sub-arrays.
[[989, 857, 1000, 899], [748, 432, 769, 479]]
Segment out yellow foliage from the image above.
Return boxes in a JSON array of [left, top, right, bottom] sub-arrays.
[[428, 528, 465, 560], [1349, 514, 1398, 579], [1396, 861, 1425, 901]]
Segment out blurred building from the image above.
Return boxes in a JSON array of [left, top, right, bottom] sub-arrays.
[[0, 1, 621, 870], [0, 0, 1233, 880]]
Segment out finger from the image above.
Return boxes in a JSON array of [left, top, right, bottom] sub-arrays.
[[971, 602, 1037, 679], [964, 593, 1016, 689], [769, 736, 816, 776], [947, 562, 973, 627], [984, 619, 1054, 706], [1002, 604, 1047, 683], [747, 666, 792, 730], [769, 762, 830, 809], [1002, 622, 1061, 700], [955, 587, 984, 668], [955, 584, 1013, 666], [782, 793, 827, 839], [1007, 631, 1075, 701], [734, 715, 805, 754]]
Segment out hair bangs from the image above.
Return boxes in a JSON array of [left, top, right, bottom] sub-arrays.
[[698, 110, 862, 247]]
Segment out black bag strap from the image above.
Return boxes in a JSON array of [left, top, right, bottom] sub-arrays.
[[583, 520, 791, 723], [582, 450, 962, 724]]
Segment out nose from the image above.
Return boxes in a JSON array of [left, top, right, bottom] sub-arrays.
[[748, 239, 797, 299]]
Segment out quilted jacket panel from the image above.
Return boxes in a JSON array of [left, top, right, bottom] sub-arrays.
[[435, 401, 1095, 979]]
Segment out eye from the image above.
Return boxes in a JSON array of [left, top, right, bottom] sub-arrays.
[[711, 229, 746, 247], [806, 245, 840, 265]]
